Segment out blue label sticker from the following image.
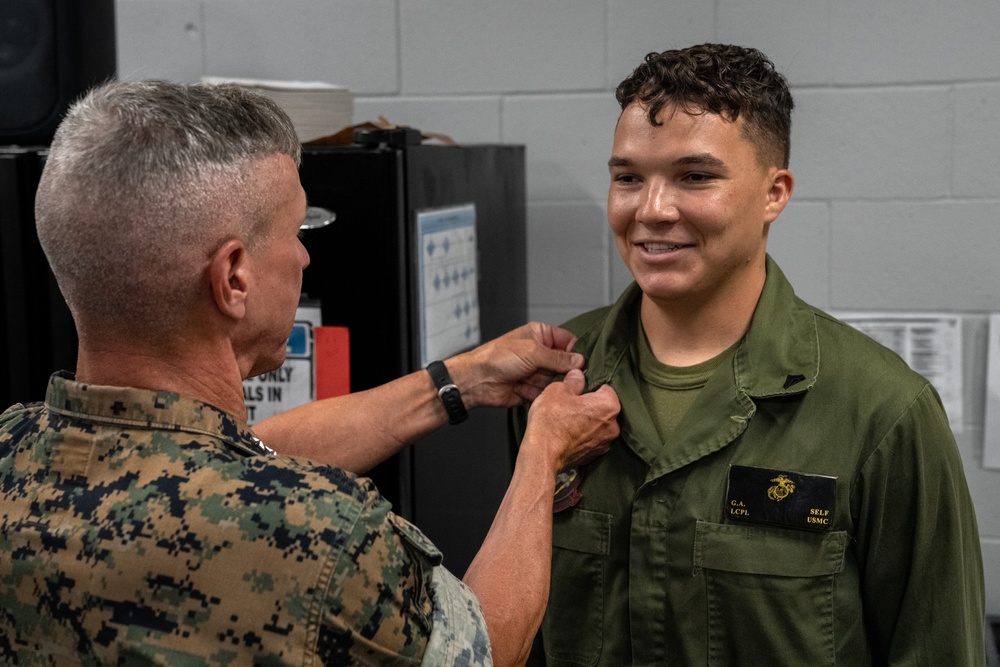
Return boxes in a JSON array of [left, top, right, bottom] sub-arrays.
[[286, 324, 308, 356]]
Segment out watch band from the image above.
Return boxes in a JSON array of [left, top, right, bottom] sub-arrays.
[[426, 360, 469, 425]]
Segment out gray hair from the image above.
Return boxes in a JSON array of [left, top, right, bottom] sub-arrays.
[[35, 80, 301, 341]]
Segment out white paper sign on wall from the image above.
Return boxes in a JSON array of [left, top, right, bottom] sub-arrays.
[[243, 303, 322, 424]]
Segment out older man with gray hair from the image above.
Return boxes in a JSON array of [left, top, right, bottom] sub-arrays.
[[0, 80, 620, 666]]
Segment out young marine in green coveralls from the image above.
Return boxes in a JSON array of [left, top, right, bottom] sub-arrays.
[[517, 43, 986, 666]]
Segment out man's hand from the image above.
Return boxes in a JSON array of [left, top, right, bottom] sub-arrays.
[[521, 369, 620, 472], [463, 368, 619, 667], [447, 322, 586, 409]]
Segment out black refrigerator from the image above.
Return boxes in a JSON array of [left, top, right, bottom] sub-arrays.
[[298, 130, 527, 576], [0, 132, 527, 577]]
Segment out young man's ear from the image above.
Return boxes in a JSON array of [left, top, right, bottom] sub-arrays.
[[208, 239, 249, 321], [764, 169, 794, 222]]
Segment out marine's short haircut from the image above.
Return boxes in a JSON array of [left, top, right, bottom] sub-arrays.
[[615, 43, 794, 168], [35, 80, 301, 340]]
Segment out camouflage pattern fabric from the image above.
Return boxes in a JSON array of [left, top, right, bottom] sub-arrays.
[[425, 568, 491, 667], [0, 372, 491, 666]]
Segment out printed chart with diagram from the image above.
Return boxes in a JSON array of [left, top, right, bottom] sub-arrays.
[[832, 311, 963, 432], [417, 204, 480, 368]]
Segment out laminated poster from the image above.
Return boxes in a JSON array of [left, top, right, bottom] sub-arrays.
[[984, 314, 1000, 469], [416, 204, 481, 368], [832, 312, 963, 434]]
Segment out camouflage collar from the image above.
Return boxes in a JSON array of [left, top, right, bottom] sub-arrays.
[[44, 371, 270, 457]]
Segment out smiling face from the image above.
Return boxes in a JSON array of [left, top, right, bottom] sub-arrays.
[[608, 102, 791, 315]]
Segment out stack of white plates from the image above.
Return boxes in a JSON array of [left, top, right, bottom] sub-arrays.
[[201, 76, 354, 143]]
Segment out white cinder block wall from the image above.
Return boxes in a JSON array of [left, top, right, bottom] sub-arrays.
[[116, 0, 1000, 615]]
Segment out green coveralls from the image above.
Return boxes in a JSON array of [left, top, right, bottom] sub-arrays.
[[519, 258, 985, 666]]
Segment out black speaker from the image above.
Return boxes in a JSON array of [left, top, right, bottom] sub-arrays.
[[0, 0, 116, 146]]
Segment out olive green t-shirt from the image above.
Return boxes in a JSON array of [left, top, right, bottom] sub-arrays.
[[636, 322, 738, 446]]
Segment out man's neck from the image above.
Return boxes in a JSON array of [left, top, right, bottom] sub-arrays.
[[74, 342, 248, 420], [639, 275, 765, 368]]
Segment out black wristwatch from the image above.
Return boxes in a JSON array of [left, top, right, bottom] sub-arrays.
[[426, 360, 469, 425]]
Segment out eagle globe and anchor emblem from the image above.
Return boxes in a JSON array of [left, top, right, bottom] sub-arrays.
[[767, 474, 796, 501]]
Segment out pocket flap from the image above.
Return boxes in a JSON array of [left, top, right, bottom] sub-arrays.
[[694, 520, 848, 577], [552, 509, 612, 555], [388, 511, 443, 565]]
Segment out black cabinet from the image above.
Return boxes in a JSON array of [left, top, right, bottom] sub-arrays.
[[298, 137, 526, 575]]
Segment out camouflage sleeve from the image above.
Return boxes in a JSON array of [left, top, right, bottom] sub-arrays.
[[424, 566, 493, 667], [316, 476, 493, 666], [316, 483, 437, 664]]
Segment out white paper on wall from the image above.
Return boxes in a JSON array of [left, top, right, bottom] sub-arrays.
[[983, 314, 1000, 469], [417, 204, 480, 368], [243, 303, 321, 424], [832, 312, 964, 434]]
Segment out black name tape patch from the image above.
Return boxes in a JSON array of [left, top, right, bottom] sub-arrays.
[[725, 465, 837, 531]]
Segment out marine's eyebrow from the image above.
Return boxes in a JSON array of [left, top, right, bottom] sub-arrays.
[[607, 153, 727, 170], [674, 153, 726, 169]]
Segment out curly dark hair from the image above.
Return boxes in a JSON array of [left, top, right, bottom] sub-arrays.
[[615, 44, 793, 168]]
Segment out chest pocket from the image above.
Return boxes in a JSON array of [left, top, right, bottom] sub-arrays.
[[541, 509, 611, 667], [694, 520, 849, 666]]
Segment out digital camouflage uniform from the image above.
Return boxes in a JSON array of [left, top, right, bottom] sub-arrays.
[[0, 372, 492, 666]]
